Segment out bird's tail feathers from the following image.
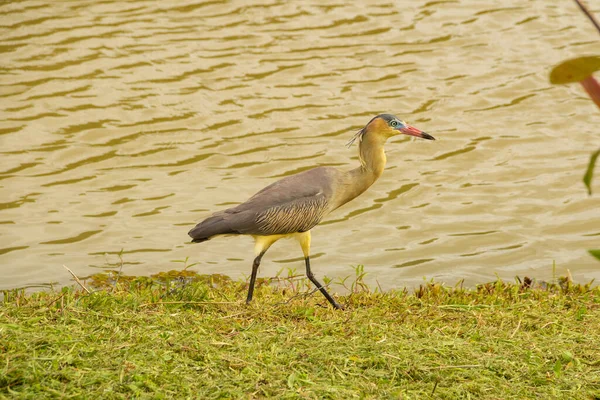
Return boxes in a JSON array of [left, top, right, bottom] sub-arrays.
[[188, 215, 234, 243]]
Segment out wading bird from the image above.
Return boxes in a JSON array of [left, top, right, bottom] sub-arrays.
[[188, 114, 435, 309]]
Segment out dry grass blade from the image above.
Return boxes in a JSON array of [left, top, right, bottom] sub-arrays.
[[62, 265, 90, 294]]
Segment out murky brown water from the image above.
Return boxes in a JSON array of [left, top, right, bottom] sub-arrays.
[[1, 0, 599, 291]]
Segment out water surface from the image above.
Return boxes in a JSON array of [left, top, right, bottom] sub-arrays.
[[1, 0, 599, 290]]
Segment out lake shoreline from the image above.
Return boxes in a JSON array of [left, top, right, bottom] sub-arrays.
[[2, 272, 599, 398]]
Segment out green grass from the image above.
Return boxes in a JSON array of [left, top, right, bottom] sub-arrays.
[[1, 270, 600, 399]]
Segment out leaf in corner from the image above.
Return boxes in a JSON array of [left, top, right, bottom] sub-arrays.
[[583, 148, 600, 195], [589, 249, 600, 262], [550, 56, 600, 84]]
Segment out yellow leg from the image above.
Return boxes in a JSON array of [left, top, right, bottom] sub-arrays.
[[295, 231, 343, 310], [253, 234, 287, 257], [294, 231, 311, 258], [247, 234, 287, 304]]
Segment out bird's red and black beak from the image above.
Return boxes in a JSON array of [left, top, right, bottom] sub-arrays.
[[398, 123, 435, 140]]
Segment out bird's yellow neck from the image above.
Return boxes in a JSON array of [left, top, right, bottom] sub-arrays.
[[338, 133, 387, 205], [357, 131, 387, 177]]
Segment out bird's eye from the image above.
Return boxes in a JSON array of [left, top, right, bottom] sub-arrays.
[[390, 121, 399, 127]]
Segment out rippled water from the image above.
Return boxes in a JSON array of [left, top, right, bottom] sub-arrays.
[[1, 0, 599, 291]]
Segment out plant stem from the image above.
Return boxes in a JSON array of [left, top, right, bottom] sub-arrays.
[[573, 0, 600, 34]]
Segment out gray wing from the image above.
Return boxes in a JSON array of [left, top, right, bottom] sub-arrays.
[[189, 167, 338, 240], [254, 191, 328, 234]]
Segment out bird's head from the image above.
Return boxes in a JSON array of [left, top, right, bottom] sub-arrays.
[[347, 114, 435, 147]]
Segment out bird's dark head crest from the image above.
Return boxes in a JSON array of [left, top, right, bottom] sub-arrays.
[[346, 114, 398, 148], [347, 114, 434, 148]]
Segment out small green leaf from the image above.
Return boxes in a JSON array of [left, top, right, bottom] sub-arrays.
[[560, 351, 575, 364], [583, 148, 600, 195], [549, 56, 600, 84], [553, 359, 563, 377], [576, 306, 587, 321], [287, 372, 296, 389], [589, 249, 600, 262]]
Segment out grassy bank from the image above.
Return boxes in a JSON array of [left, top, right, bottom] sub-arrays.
[[1, 270, 600, 399]]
